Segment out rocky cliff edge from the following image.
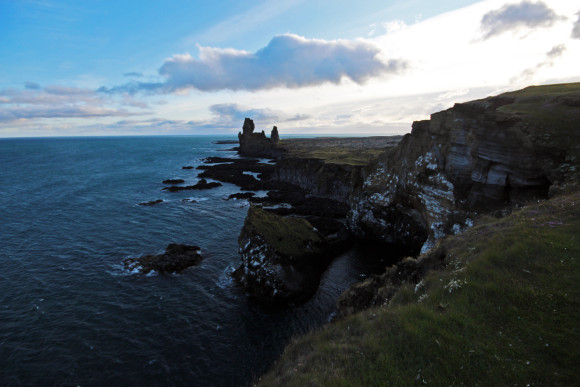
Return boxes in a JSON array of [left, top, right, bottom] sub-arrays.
[[348, 83, 580, 255]]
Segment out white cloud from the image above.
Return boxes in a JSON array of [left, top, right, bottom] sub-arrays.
[[103, 34, 405, 94], [514, 44, 567, 82], [209, 103, 308, 124], [573, 12, 580, 39], [480, 1, 562, 39]]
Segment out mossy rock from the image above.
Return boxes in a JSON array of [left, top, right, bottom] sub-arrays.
[[240, 205, 323, 259]]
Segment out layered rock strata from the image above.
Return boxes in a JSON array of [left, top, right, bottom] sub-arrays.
[[349, 85, 580, 254]]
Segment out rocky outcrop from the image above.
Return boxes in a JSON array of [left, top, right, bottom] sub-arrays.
[[349, 85, 580, 254], [162, 178, 222, 192], [123, 244, 202, 274], [238, 118, 281, 157], [232, 206, 348, 304]]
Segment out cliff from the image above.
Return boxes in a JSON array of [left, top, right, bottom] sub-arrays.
[[274, 136, 402, 203], [231, 83, 579, 307], [348, 83, 580, 254]]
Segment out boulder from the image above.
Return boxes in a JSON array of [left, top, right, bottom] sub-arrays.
[[123, 244, 202, 274]]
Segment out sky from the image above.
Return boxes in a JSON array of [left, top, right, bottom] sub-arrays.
[[0, 0, 579, 137]]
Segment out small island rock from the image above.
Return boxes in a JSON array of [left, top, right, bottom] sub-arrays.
[[123, 244, 202, 274]]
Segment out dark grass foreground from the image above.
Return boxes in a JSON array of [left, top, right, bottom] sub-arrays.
[[257, 191, 580, 386]]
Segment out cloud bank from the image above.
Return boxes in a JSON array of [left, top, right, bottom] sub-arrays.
[[0, 85, 146, 123], [480, 1, 561, 39], [103, 34, 404, 94]]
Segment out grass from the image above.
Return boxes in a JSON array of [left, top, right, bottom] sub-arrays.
[[242, 205, 323, 258], [256, 191, 580, 386], [277, 137, 402, 166], [281, 146, 386, 166], [498, 82, 580, 98], [492, 82, 580, 156]]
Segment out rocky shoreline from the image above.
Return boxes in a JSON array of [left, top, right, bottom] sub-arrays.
[[133, 83, 579, 314]]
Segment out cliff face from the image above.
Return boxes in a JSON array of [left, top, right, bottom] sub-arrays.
[[238, 118, 280, 157], [348, 84, 580, 254], [274, 157, 356, 203]]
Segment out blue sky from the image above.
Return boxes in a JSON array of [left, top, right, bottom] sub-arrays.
[[1, 0, 578, 137]]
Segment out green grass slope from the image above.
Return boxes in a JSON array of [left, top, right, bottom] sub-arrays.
[[257, 191, 580, 386]]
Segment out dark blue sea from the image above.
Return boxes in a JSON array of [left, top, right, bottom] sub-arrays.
[[0, 136, 387, 386]]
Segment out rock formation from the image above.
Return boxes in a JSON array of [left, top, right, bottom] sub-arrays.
[[232, 206, 349, 303], [238, 118, 281, 157], [123, 244, 202, 274], [228, 83, 580, 304], [162, 178, 222, 192], [348, 84, 580, 254]]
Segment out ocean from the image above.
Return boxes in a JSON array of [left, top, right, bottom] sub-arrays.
[[0, 136, 387, 386]]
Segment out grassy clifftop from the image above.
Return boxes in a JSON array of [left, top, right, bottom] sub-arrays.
[[257, 191, 580, 386], [278, 136, 402, 166]]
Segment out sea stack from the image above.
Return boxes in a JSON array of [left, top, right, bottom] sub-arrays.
[[238, 118, 280, 157]]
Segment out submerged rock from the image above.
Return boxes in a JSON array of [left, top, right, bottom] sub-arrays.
[[139, 199, 163, 206], [162, 179, 185, 184], [123, 244, 202, 274]]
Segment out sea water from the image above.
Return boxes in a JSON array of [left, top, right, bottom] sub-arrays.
[[0, 136, 388, 386]]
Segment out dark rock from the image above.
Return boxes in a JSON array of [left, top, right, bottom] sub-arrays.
[[162, 179, 185, 185], [228, 192, 256, 200], [237, 118, 281, 157], [197, 157, 275, 191], [271, 126, 280, 143], [233, 206, 347, 304], [213, 140, 239, 144], [202, 157, 236, 164], [182, 166, 194, 170], [336, 244, 447, 318], [123, 244, 202, 274], [163, 179, 222, 192], [139, 199, 163, 206]]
